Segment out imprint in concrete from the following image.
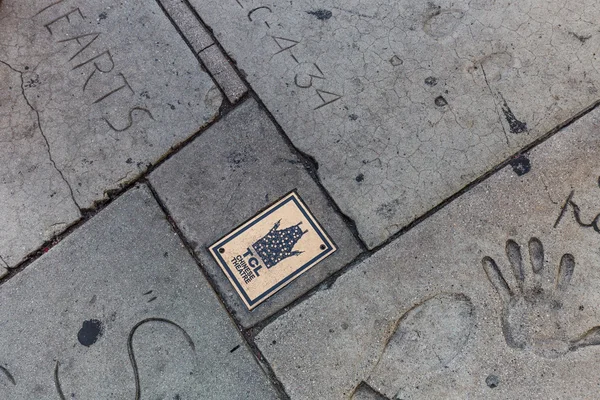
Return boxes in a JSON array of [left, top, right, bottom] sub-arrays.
[[255, 107, 600, 399], [366, 293, 475, 398], [0, 185, 277, 399], [0, 0, 221, 266], [190, 0, 600, 248]]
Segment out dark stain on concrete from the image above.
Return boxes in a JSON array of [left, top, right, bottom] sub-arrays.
[[77, 319, 103, 347], [501, 101, 527, 133], [486, 374, 499, 388], [435, 95, 448, 107], [425, 76, 438, 86], [509, 154, 531, 176], [306, 9, 333, 20]]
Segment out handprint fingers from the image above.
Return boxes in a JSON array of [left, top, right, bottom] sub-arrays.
[[485, 237, 576, 303], [482, 256, 513, 304], [528, 237, 544, 274], [569, 326, 600, 352], [525, 237, 546, 291], [484, 237, 592, 358], [556, 253, 575, 291], [505, 240, 525, 292]]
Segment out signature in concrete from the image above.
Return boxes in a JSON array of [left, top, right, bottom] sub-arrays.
[[54, 317, 195, 399], [35, 1, 154, 132], [483, 237, 600, 358], [554, 176, 600, 233], [237, 2, 342, 110], [0, 317, 195, 398]]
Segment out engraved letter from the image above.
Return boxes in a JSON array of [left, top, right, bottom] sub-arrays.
[[104, 107, 154, 132], [72, 50, 117, 92], [58, 32, 100, 61], [271, 36, 300, 55], [36, 0, 66, 16], [294, 63, 325, 89], [72, 49, 115, 73], [314, 89, 342, 110], [44, 8, 84, 35], [93, 73, 134, 104], [248, 6, 273, 27]]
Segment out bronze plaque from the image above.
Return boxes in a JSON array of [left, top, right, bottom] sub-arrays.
[[210, 191, 337, 310]]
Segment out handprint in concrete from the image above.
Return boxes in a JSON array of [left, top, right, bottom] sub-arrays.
[[483, 238, 600, 358]]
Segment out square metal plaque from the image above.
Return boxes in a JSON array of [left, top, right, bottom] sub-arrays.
[[210, 191, 337, 310]]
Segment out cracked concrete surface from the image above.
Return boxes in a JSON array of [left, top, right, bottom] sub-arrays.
[[190, 0, 600, 247], [0, 0, 221, 266], [1, 59, 80, 208], [0, 59, 80, 267], [255, 108, 600, 399], [5, 0, 600, 397]]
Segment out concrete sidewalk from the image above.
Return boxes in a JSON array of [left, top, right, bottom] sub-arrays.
[[2, 0, 600, 399]]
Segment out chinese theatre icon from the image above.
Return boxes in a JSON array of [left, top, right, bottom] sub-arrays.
[[210, 191, 337, 310]]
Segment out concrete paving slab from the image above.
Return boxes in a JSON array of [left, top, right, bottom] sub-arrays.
[[0, 61, 81, 268], [149, 99, 362, 327], [157, 0, 248, 102], [0, 185, 277, 399], [158, 0, 214, 53], [190, 0, 600, 248], [156, 0, 247, 103], [255, 107, 600, 399], [199, 44, 248, 104], [0, 0, 221, 266]]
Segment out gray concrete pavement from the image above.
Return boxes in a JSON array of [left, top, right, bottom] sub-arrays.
[[0, 185, 277, 399], [0, 0, 221, 267], [0, 60, 81, 272], [188, 0, 600, 248], [158, 0, 248, 103], [4, 0, 600, 399], [255, 107, 600, 399]]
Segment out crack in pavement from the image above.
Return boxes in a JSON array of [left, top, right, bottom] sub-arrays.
[[0, 59, 81, 210], [481, 63, 510, 146]]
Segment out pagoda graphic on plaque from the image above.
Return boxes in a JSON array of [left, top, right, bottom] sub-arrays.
[[252, 220, 308, 269]]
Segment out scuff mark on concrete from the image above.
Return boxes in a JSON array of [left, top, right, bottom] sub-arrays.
[[501, 99, 528, 134], [569, 31, 592, 44]]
